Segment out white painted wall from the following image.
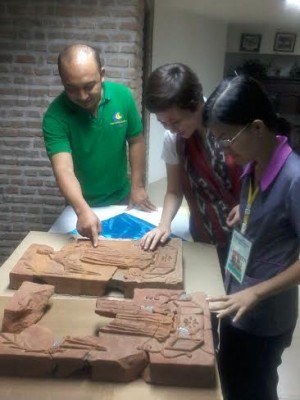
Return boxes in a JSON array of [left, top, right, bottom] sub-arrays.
[[224, 24, 300, 78], [226, 24, 300, 54], [147, 2, 227, 184]]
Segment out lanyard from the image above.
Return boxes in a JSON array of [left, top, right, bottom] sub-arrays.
[[241, 179, 259, 234]]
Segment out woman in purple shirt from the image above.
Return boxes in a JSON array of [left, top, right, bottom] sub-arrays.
[[203, 75, 300, 400]]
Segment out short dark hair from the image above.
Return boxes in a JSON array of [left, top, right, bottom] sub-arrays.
[[144, 63, 204, 113], [203, 75, 290, 135], [57, 44, 102, 77]]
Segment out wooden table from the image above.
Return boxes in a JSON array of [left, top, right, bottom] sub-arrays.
[[0, 232, 224, 400]]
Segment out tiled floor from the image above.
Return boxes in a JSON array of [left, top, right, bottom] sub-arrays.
[[147, 178, 300, 400]]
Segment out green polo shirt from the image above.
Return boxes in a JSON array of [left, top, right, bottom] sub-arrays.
[[43, 81, 143, 206]]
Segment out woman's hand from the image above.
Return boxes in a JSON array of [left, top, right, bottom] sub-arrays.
[[140, 225, 171, 251], [227, 204, 240, 227], [207, 287, 259, 322]]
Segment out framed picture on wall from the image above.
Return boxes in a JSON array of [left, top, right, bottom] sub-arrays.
[[239, 33, 262, 52], [273, 32, 297, 52]]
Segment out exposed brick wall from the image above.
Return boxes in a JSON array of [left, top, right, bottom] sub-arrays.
[[0, 0, 145, 264]]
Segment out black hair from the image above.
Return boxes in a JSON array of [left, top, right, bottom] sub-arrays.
[[144, 63, 204, 113], [203, 75, 291, 136], [58, 44, 102, 77]]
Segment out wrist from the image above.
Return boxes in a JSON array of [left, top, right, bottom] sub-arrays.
[[131, 182, 144, 190], [249, 285, 263, 305], [158, 222, 171, 230], [74, 202, 91, 217]]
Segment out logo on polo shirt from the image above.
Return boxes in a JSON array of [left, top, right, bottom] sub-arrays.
[[114, 112, 122, 121], [111, 111, 127, 125]]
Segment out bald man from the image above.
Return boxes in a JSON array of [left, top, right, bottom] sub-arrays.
[[43, 44, 155, 246]]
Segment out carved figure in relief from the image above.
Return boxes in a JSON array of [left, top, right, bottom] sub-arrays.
[[10, 239, 182, 297], [96, 290, 214, 360], [18, 240, 178, 276], [0, 288, 214, 387]]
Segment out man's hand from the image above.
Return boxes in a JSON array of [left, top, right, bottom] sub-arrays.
[[207, 287, 259, 323], [128, 186, 157, 212], [140, 225, 171, 251], [76, 208, 101, 247]]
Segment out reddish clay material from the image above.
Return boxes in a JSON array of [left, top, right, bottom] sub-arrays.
[[2, 281, 55, 333], [0, 322, 148, 381], [9, 239, 183, 297], [96, 288, 216, 387], [0, 289, 215, 387]]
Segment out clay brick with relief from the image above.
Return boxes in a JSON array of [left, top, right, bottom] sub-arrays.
[[9, 239, 183, 297], [0, 289, 215, 387], [95, 288, 216, 387], [2, 281, 55, 333]]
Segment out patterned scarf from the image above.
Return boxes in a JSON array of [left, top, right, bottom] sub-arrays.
[[176, 130, 241, 245]]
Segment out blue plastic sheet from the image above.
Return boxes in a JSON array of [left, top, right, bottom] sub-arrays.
[[68, 213, 156, 239], [101, 213, 156, 239]]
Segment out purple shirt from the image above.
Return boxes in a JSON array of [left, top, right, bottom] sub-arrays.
[[241, 136, 292, 191], [227, 136, 300, 336]]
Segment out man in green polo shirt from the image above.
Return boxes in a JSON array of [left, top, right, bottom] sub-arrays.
[[43, 44, 155, 246]]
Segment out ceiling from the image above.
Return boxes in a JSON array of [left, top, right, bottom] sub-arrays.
[[159, 0, 300, 29]]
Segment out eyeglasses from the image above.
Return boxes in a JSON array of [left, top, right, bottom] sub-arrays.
[[218, 123, 251, 149]]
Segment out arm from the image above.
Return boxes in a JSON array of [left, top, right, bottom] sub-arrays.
[[140, 163, 183, 250], [208, 259, 300, 322], [210, 174, 300, 321], [50, 152, 100, 247], [127, 133, 156, 211]]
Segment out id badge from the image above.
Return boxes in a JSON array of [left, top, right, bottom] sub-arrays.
[[225, 229, 252, 283]]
